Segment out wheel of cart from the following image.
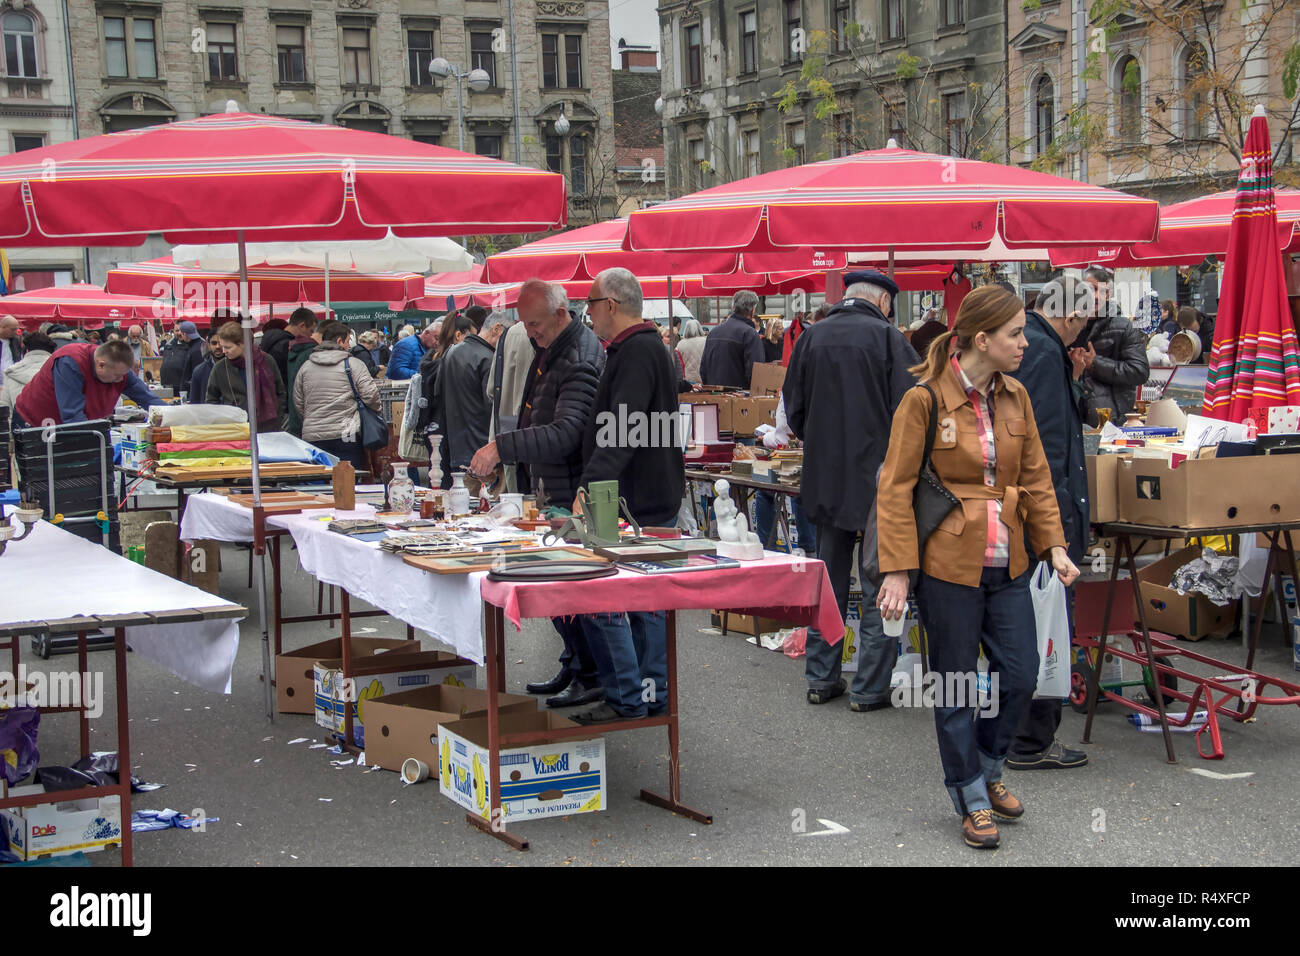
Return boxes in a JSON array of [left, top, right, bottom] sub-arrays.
[[1070, 642, 1179, 713]]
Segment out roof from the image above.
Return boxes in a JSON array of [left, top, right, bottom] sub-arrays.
[[613, 70, 663, 150]]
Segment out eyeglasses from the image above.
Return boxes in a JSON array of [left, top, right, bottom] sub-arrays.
[[585, 297, 621, 308]]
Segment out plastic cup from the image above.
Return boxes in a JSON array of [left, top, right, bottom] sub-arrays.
[[883, 613, 906, 639]]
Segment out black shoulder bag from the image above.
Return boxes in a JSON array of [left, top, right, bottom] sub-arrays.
[[860, 383, 961, 586], [343, 358, 389, 450]]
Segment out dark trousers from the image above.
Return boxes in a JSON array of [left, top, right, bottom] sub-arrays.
[[915, 566, 1039, 817], [552, 615, 598, 686], [312, 436, 366, 471]]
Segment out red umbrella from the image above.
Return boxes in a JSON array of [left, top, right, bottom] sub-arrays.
[[1050, 188, 1300, 269], [1, 283, 168, 327], [1202, 107, 1300, 420], [0, 108, 565, 246], [105, 256, 424, 306], [623, 141, 1159, 256], [400, 266, 525, 311]]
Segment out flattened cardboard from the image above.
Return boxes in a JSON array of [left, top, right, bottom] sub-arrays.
[[1136, 546, 1234, 641], [275, 636, 415, 714], [1117, 454, 1300, 528], [749, 361, 787, 398], [365, 685, 537, 773]]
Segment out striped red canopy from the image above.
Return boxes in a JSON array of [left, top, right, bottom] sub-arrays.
[[1, 283, 172, 328], [1050, 188, 1300, 269], [0, 110, 566, 247], [624, 143, 1160, 255]]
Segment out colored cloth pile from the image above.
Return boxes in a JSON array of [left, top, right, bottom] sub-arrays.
[[143, 422, 252, 470]]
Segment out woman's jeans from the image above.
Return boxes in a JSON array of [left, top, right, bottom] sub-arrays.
[[915, 566, 1038, 817]]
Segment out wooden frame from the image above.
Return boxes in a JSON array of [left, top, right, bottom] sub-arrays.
[[402, 545, 603, 575]]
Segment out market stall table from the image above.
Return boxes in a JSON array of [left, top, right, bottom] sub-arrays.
[[1082, 520, 1300, 762], [685, 467, 802, 550], [0, 520, 246, 866], [465, 552, 843, 850]]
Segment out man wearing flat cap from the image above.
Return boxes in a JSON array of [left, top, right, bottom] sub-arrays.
[[783, 270, 919, 711]]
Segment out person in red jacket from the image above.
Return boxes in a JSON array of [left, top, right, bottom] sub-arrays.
[[13, 339, 165, 429]]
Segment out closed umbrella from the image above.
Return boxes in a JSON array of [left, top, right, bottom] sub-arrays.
[[1202, 106, 1300, 420]]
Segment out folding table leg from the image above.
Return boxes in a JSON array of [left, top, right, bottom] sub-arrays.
[[1243, 531, 1278, 675], [340, 590, 358, 755], [271, 534, 283, 659], [78, 630, 90, 758], [640, 610, 713, 824], [1082, 537, 1123, 744], [1124, 535, 1177, 763], [115, 627, 133, 867]]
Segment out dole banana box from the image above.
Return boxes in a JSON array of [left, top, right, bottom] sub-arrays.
[[0, 786, 122, 861], [314, 650, 476, 747], [438, 712, 606, 823]]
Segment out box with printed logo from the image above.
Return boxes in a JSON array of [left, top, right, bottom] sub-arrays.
[[276, 636, 416, 714], [438, 712, 606, 823], [365, 686, 537, 774], [313, 651, 476, 747], [0, 786, 122, 861]]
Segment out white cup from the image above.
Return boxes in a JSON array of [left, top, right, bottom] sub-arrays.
[[883, 613, 906, 639], [500, 493, 524, 518], [401, 757, 430, 784]]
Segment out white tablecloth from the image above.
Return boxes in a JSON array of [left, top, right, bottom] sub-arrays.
[[2, 521, 245, 693], [267, 512, 487, 664], [179, 492, 376, 543]]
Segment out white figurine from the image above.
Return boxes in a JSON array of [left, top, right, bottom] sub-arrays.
[[713, 479, 765, 560]]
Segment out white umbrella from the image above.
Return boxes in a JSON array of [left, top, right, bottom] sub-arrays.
[[171, 230, 473, 274]]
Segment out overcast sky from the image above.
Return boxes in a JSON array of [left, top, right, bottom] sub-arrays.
[[608, 0, 661, 68]]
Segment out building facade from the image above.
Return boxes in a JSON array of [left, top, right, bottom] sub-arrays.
[[612, 41, 665, 217], [656, 0, 1009, 198], [0, 0, 84, 288], [40, 0, 613, 281]]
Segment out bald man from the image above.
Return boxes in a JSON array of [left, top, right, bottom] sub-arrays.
[[0, 315, 21, 386]]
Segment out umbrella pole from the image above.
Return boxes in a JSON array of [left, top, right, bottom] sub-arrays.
[[237, 231, 274, 721], [888, 245, 895, 280], [325, 252, 331, 320]]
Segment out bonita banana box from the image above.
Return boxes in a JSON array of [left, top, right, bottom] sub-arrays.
[[314, 651, 476, 746], [438, 712, 606, 823]]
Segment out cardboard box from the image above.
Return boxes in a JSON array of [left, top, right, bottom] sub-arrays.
[[276, 637, 415, 715], [1136, 547, 1235, 641], [314, 651, 476, 746], [1117, 454, 1300, 528], [711, 611, 798, 636], [438, 712, 606, 822], [731, 397, 778, 437], [1086, 454, 1121, 524], [365, 685, 537, 773], [1, 786, 122, 861], [749, 361, 787, 398], [842, 593, 923, 672], [682, 394, 733, 432]]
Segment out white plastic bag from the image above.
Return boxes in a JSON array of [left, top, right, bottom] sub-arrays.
[[1030, 561, 1071, 698]]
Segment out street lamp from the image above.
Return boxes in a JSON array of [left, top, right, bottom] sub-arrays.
[[554, 111, 570, 136], [429, 57, 491, 153]]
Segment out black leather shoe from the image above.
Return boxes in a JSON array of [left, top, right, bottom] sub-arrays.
[[526, 669, 572, 695], [570, 702, 645, 725], [546, 682, 603, 708]]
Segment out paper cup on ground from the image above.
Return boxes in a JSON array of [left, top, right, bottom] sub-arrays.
[[401, 757, 430, 784], [883, 613, 906, 639]]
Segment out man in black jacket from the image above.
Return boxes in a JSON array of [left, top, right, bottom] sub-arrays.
[[259, 318, 294, 385], [784, 270, 918, 711], [1079, 266, 1149, 419], [572, 267, 685, 725], [699, 290, 764, 388], [1006, 276, 1096, 770], [471, 279, 607, 709], [439, 311, 511, 495]]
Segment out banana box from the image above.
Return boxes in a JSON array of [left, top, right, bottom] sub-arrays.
[[314, 651, 476, 747], [438, 712, 606, 823], [0, 786, 122, 861], [365, 685, 538, 774], [277, 636, 415, 715], [842, 592, 923, 672]]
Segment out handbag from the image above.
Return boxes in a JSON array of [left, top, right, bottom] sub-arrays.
[[861, 383, 961, 585], [343, 358, 389, 450]]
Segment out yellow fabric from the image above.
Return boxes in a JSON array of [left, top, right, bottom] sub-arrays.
[[1188, 535, 1229, 553], [156, 457, 256, 471], [168, 423, 251, 442]]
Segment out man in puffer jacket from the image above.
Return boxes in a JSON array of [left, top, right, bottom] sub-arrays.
[[1079, 267, 1149, 419], [469, 279, 606, 709], [292, 320, 381, 470]]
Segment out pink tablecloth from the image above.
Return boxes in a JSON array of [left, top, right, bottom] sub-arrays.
[[480, 552, 844, 643]]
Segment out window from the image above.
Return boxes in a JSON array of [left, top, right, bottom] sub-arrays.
[[565, 35, 582, 88], [13, 133, 44, 151], [943, 92, 966, 156], [883, 0, 904, 41], [133, 19, 156, 79], [833, 112, 853, 157], [784, 0, 801, 63], [1116, 55, 1141, 144], [277, 25, 306, 83], [206, 23, 238, 82], [412, 134, 441, 145], [342, 27, 371, 86], [571, 135, 587, 196], [740, 11, 756, 74], [545, 135, 563, 174], [475, 135, 502, 159], [939, 0, 963, 28], [1182, 42, 1207, 141], [834, 0, 851, 52], [470, 32, 496, 86], [743, 128, 760, 176], [786, 122, 805, 165], [542, 34, 558, 87], [1034, 75, 1054, 155], [104, 17, 127, 77], [887, 103, 906, 147], [3, 11, 38, 78], [407, 29, 434, 86], [685, 24, 701, 87], [688, 136, 705, 190]]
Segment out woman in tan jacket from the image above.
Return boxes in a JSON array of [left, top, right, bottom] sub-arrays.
[[875, 285, 1079, 851]]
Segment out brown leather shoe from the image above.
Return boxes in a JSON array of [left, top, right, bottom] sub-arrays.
[[988, 781, 1024, 821], [962, 809, 999, 849]]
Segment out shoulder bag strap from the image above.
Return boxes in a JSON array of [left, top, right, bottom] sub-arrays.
[[342, 358, 366, 412], [919, 383, 939, 467]]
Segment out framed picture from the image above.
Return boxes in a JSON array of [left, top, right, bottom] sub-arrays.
[[402, 546, 605, 575]]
